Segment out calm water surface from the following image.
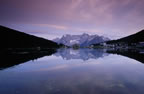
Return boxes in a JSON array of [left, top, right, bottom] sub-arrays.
[[0, 49, 144, 94]]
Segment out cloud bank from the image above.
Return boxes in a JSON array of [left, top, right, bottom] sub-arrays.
[[0, 0, 144, 39]]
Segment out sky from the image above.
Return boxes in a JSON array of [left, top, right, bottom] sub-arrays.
[[0, 0, 144, 40]]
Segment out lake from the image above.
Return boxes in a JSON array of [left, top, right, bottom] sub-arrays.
[[0, 48, 144, 94]]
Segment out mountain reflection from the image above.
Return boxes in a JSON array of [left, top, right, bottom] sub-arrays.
[[1, 48, 144, 70], [54, 48, 109, 61], [54, 48, 144, 63], [107, 49, 144, 63], [0, 49, 57, 70]]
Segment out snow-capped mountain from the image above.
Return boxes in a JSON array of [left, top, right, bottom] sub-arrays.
[[53, 33, 110, 47]]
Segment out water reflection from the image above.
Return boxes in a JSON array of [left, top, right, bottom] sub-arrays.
[[54, 48, 109, 61], [0, 49, 57, 70], [0, 49, 144, 94], [107, 49, 144, 63], [1, 48, 144, 70]]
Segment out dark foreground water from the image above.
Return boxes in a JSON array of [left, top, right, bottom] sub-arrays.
[[0, 49, 144, 94]]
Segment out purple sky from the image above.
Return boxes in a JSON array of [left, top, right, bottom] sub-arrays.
[[0, 0, 144, 40]]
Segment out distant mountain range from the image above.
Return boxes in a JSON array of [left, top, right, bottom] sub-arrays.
[[2, 25, 143, 49], [53, 33, 110, 47], [0, 25, 59, 48]]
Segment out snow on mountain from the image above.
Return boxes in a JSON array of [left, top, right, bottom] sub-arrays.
[[53, 33, 110, 47]]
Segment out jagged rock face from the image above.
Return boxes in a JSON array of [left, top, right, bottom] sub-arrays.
[[53, 33, 110, 47]]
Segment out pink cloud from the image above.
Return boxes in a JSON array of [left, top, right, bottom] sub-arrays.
[[33, 24, 68, 30], [1, 0, 144, 39]]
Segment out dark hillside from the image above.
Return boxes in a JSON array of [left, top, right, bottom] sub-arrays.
[[0, 25, 59, 48], [107, 30, 144, 44]]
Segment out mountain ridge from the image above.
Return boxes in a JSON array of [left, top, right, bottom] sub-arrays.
[[0, 25, 59, 48], [53, 33, 110, 47], [106, 30, 144, 44]]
